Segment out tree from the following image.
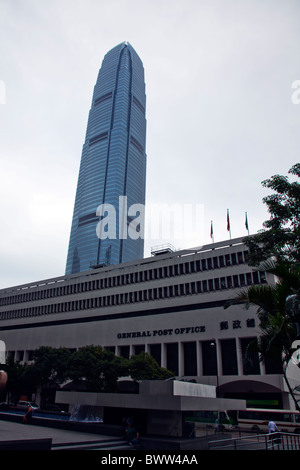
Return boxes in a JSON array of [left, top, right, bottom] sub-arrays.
[[225, 259, 300, 411], [1, 355, 32, 404], [128, 352, 173, 381], [68, 345, 129, 392], [2, 346, 176, 399], [245, 163, 300, 266], [68, 347, 174, 390], [32, 346, 72, 390], [240, 163, 300, 408], [101, 352, 129, 392]]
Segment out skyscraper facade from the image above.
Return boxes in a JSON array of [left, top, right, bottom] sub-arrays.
[[66, 42, 147, 274]]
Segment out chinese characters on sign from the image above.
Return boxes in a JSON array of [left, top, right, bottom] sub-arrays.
[[220, 318, 255, 331]]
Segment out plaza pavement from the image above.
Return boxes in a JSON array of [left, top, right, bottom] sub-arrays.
[[0, 418, 127, 450]]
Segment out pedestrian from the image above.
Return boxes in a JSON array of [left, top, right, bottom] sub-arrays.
[[268, 420, 278, 434], [23, 405, 33, 424], [268, 420, 280, 446], [126, 424, 139, 447], [122, 416, 133, 438], [215, 417, 223, 433]]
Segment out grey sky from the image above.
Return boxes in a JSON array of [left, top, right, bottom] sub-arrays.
[[0, 0, 299, 288]]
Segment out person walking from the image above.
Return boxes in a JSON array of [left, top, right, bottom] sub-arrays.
[[126, 424, 139, 447], [268, 420, 280, 447], [268, 420, 278, 433]]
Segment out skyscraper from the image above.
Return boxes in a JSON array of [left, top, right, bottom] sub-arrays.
[[66, 42, 147, 274]]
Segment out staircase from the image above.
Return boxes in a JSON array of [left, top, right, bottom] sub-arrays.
[[52, 437, 131, 451]]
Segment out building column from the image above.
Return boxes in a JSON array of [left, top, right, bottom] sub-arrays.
[[213, 339, 222, 377], [161, 343, 167, 369], [236, 338, 244, 376], [197, 341, 203, 377], [178, 342, 184, 377]]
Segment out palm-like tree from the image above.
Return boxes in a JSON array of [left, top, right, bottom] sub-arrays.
[[225, 259, 300, 411]]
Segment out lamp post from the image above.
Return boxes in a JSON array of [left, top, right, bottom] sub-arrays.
[[210, 340, 219, 398]]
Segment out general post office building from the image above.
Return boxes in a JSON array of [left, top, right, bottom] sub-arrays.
[[0, 237, 292, 409]]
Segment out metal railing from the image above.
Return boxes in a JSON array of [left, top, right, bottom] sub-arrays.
[[209, 432, 300, 450]]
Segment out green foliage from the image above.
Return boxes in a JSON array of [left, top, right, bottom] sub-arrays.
[[225, 259, 300, 410], [68, 347, 173, 390], [128, 352, 173, 381], [68, 345, 129, 392], [3, 346, 173, 399], [245, 163, 300, 266], [227, 164, 300, 410], [32, 346, 72, 388], [1, 355, 32, 403], [225, 259, 300, 318]]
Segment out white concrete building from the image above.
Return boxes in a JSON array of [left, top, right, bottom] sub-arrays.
[[0, 237, 292, 409]]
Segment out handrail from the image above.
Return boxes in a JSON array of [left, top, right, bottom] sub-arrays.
[[209, 432, 300, 450]]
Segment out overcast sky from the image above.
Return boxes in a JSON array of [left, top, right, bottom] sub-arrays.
[[0, 0, 299, 288]]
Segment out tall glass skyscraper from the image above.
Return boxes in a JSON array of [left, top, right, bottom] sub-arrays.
[[66, 42, 147, 274]]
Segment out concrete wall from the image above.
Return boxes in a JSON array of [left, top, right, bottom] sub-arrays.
[[147, 410, 183, 437], [55, 380, 247, 437]]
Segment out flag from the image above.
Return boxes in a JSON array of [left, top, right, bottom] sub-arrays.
[[210, 220, 214, 241], [227, 209, 231, 239], [227, 209, 230, 232], [245, 212, 249, 234]]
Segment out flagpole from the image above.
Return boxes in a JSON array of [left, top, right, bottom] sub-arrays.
[[210, 220, 214, 243], [227, 209, 231, 240], [245, 211, 250, 235]]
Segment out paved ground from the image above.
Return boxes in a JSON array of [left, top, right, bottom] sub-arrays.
[[0, 418, 119, 446]]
